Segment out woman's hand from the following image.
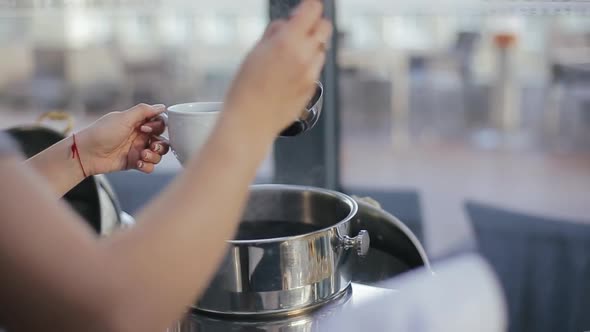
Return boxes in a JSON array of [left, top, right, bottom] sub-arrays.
[[0, 2, 337, 332], [222, 0, 333, 137], [77, 104, 170, 176]]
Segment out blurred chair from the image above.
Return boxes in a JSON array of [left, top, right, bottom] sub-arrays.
[[119, 47, 177, 106], [544, 63, 590, 151], [465, 201, 590, 332], [68, 46, 126, 113], [408, 54, 470, 141], [344, 187, 423, 243], [544, 28, 590, 151], [406, 31, 483, 141], [339, 68, 392, 138], [0, 44, 34, 109], [452, 32, 486, 128], [30, 47, 72, 110]]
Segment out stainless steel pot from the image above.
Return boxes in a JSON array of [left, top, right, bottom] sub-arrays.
[[194, 184, 370, 317], [173, 283, 401, 332], [176, 287, 355, 332], [171, 194, 433, 331]]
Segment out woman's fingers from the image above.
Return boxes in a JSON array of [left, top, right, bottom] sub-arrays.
[[136, 143, 167, 174], [264, 19, 287, 39], [308, 50, 327, 82], [126, 103, 166, 124], [289, 0, 323, 35], [141, 149, 162, 164], [310, 19, 333, 51], [140, 118, 166, 135], [150, 140, 170, 155], [136, 160, 155, 174]]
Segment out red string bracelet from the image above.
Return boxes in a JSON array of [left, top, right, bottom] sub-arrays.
[[71, 133, 88, 178]]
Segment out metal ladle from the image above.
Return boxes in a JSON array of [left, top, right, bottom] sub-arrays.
[[279, 81, 324, 136]]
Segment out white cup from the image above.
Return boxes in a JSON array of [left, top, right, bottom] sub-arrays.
[[161, 102, 222, 165]]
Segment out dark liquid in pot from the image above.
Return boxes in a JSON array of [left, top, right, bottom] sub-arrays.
[[235, 221, 324, 240]]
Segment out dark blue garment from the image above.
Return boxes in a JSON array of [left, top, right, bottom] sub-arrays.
[[465, 201, 590, 332], [106, 171, 176, 215]]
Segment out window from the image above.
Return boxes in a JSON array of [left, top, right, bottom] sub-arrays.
[[0, 0, 272, 178], [337, 1, 590, 256]]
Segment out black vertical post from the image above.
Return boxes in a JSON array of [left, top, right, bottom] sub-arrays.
[[269, 0, 341, 190]]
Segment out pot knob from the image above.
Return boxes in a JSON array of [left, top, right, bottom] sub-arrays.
[[343, 230, 370, 256]]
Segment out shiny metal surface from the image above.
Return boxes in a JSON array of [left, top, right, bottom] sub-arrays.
[[349, 197, 431, 286], [341, 229, 370, 256], [353, 197, 430, 269], [172, 195, 434, 331], [194, 184, 369, 317], [173, 283, 395, 332], [279, 81, 324, 136]]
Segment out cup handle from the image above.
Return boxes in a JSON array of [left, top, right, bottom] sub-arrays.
[[150, 112, 170, 143], [157, 112, 168, 127]]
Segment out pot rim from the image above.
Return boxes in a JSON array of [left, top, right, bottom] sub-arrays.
[[228, 184, 359, 245]]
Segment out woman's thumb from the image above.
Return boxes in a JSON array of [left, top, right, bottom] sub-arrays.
[[125, 103, 166, 122]]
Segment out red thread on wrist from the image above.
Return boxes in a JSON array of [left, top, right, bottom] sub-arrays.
[[71, 134, 88, 178]]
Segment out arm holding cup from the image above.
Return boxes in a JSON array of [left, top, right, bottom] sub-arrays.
[[101, 7, 333, 329], [0, 1, 333, 331], [24, 104, 170, 197]]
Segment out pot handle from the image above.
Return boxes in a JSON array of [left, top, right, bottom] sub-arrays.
[[352, 195, 382, 209], [342, 230, 370, 256]]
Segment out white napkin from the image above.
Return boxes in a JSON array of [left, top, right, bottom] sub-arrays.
[[322, 253, 508, 332]]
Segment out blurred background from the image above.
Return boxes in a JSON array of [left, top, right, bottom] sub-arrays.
[[0, 1, 589, 331]]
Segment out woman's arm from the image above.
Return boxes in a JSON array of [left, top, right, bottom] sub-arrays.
[[0, 109, 273, 332], [25, 106, 169, 198], [102, 109, 275, 330], [25, 136, 88, 196], [0, 2, 332, 331]]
